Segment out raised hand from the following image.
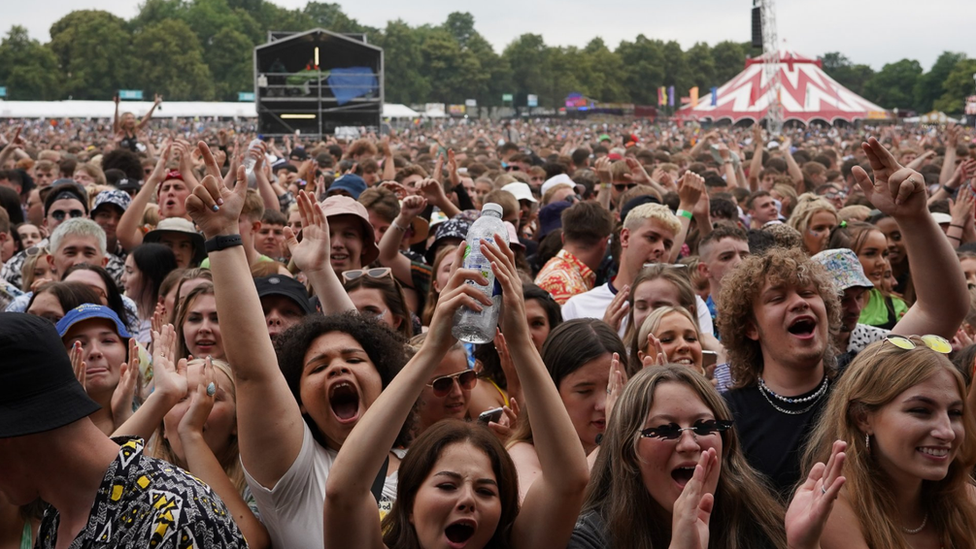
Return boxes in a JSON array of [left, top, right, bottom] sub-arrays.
[[151, 325, 188, 404], [417, 178, 448, 205], [146, 139, 173, 186], [852, 137, 926, 218], [670, 448, 718, 549], [111, 339, 141, 427], [186, 142, 247, 239], [594, 156, 612, 183], [480, 234, 524, 336], [399, 194, 428, 221], [178, 356, 216, 438], [625, 157, 652, 185], [425, 243, 492, 353], [678, 171, 706, 211], [785, 440, 847, 549], [602, 284, 630, 332], [70, 341, 87, 390], [605, 352, 626, 422], [638, 332, 668, 369], [284, 190, 331, 274]]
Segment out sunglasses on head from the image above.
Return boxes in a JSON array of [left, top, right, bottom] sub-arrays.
[[614, 183, 637, 192], [342, 267, 392, 283], [26, 246, 49, 257], [426, 370, 478, 397], [50, 209, 85, 222], [871, 334, 951, 361], [640, 419, 733, 440]]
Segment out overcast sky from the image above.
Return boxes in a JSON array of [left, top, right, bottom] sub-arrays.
[[6, 0, 973, 72]]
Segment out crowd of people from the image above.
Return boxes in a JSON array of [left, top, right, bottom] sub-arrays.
[[1, 110, 976, 549]]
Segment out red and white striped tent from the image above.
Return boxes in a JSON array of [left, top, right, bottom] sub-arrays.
[[678, 50, 890, 124]]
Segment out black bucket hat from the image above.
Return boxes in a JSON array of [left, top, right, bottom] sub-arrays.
[[0, 313, 100, 438]]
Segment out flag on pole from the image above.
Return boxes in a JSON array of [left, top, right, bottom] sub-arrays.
[[668, 86, 675, 107], [710, 87, 718, 106], [657, 87, 666, 106], [690, 87, 699, 108]]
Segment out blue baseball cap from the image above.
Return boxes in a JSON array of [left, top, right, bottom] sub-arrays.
[[327, 174, 367, 200], [56, 304, 131, 339]]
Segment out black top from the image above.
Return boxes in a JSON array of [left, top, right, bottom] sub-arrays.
[[724, 383, 832, 496], [567, 512, 611, 549]]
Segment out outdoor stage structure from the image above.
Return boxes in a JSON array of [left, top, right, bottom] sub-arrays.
[[677, 50, 890, 126], [253, 29, 384, 137]]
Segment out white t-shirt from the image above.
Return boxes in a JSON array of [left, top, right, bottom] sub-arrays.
[[561, 282, 714, 336], [243, 422, 399, 549]]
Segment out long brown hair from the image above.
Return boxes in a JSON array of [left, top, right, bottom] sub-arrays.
[[624, 264, 697, 369], [344, 272, 413, 339], [175, 282, 216, 359], [801, 338, 976, 549], [422, 246, 455, 326], [382, 420, 519, 549], [583, 366, 788, 549]]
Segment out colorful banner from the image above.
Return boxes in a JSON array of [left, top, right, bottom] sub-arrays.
[[668, 86, 675, 107], [657, 87, 666, 106], [710, 87, 718, 106], [690, 87, 699, 108]]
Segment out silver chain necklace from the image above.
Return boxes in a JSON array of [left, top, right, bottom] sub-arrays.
[[757, 377, 829, 415], [759, 375, 829, 403], [902, 514, 927, 535]]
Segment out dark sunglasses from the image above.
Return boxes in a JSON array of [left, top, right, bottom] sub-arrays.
[[342, 267, 392, 283], [426, 370, 478, 397], [614, 183, 637, 192], [504, 165, 517, 172], [639, 419, 733, 440], [50, 209, 85, 222]]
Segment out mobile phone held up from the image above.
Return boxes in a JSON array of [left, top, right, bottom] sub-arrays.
[[478, 407, 504, 425]]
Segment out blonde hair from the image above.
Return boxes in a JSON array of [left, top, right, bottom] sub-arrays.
[[787, 193, 837, 252], [146, 358, 245, 495], [837, 205, 872, 224], [802, 339, 976, 549], [623, 203, 681, 235], [633, 306, 703, 374]]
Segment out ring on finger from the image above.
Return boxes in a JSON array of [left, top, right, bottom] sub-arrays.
[[821, 484, 827, 495]]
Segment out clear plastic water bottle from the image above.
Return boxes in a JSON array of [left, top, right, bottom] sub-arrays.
[[453, 203, 510, 344], [244, 138, 262, 174]]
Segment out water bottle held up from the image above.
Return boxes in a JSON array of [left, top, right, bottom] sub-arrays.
[[452, 203, 509, 344], [244, 138, 262, 174]]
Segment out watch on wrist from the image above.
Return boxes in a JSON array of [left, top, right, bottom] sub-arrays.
[[205, 234, 243, 253]]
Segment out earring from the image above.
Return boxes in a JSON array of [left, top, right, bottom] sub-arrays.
[[865, 433, 870, 452]]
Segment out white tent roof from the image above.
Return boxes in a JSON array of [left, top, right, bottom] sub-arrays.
[[678, 50, 890, 124], [0, 100, 420, 120], [904, 111, 959, 124]]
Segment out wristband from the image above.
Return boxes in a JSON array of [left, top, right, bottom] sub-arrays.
[[676, 209, 693, 220], [949, 224, 965, 229], [943, 185, 959, 195], [204, 234, 243, 253], [391, 221, 409, 232]]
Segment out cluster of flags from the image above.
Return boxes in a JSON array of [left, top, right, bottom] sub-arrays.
[[657, 86, 720, 108]]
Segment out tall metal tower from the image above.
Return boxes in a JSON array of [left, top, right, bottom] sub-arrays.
[[756, 0, 783, 135]]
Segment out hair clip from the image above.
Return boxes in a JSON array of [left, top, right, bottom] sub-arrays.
[[839, 220, 847, 228]]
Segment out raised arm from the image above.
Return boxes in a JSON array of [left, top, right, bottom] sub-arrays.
[[480, 239, 589, 549], [113, 95, 121, 134], [854, 138, 969, 338], [324, 244, 492, 549], [138, 94, 162, 130], [781, 138, 805, 192], [117, 141, 172, 250], [941, 125, 959, 185], [376, 195, 426, 287], [380, 136, 396, 182], [748, 125, 764, 192], [185, 143, 306, 488], [111, 325, 186, 440], [285, 190, 355, 314], [669, 172, 705, 264]]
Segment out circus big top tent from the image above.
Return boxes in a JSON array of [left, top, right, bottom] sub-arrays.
[[678, 50, 890, 125]]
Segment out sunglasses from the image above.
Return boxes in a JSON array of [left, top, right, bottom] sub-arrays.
[[26, 246, 49, 257], [426, 370, 478, 397], [640, 419, 733, 440], [614, 183, 637, 192], [871, 334, 951, 361], [50, 209, 85, 222], [342, 267, 392, 283]]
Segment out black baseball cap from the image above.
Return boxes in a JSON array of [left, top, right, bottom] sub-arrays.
[[255, 275, 313, 315]]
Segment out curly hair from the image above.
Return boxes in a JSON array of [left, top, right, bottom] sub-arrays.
[[717, 246, 840, 388], [274, 311, 411, 449]]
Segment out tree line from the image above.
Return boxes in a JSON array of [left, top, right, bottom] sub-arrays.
[[0, 0, 972, 113]]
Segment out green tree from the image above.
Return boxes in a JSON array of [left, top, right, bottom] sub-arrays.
[[49, 10, 133, 99], [375, 19, 430, 104], [0, 26, 62, 100], [420, 29, 488, 104], [933, 58, 976, 113], [444, 12, 476, 49], [466, 33, 511, 107], [914, 51, 967, 113], [711, 41, 747, 84], [684, 42, 715, 91], [503, 34, 550, 103], [819, 52, 874, 95], [661, 40, 691, 95], [209, 28, 253, 100], [862, 59, 922, 109], [578, 38, 626, 102], [303, 2, 363, 33], [132, 19, 214, 100], [616, 35, 665, 105]]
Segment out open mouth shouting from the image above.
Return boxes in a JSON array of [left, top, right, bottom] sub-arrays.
[[444, 518, 476, 548], [329, 380, 361, 424], [787, 315, 817, 341], [671, 463, 697, 489]]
